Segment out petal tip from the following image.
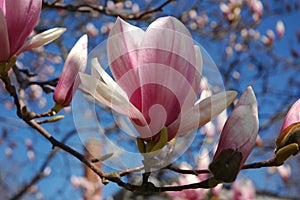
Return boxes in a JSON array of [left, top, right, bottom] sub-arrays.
[[237, 86, 257, 107]]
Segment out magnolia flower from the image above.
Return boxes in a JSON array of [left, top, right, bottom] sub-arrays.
[[80, 17, 237, 143], [53, 35, 88, 109], [275, 98, 300, 153], [209, 86, 258, 183], [280, 98, 300, 132], [0, 0, 65, 69]]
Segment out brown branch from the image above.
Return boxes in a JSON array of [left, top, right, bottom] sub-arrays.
[[119, 165, 144, 177], [42, 0, 175, 20], [135, 0, 176, 20]]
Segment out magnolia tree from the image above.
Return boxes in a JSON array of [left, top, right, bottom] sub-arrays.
[[1, 0, 300, 199]]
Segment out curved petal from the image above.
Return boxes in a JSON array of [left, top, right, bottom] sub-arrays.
[[6, 0, 42, 55], [213, 86, 258, 166], [0, 9, 9, 62], [79, 73, 144, 121], [168, 90, 237, 139], [91, 57, 118, 89], [280, 98, 300, 131], [107, 17, 144, 89], [137, 16, 198, 98], [54, 35, 87, 106], [17, 27, 66, 55]]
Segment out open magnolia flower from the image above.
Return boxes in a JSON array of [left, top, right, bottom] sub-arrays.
[[80, 16, 237, 144], [0, 0, 65, 72]]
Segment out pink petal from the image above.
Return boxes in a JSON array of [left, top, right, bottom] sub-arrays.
[[137, 16, 199, 95], [16, 27, 66, 55], [54, 35, 88, 106], [131, 17, 200, 131], [5, 0, 42, 55], [0, 9, 9, 62], [0, 0, 6, 15], [281, 98, 300, 131], [214, 86, 258, 166], [107, 17, 144, 93], [168, 90, 237, 140], [128, 62, 199, 138]]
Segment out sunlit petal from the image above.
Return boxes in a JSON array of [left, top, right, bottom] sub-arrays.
[[0, 9, 9, 62], [17, 28, 66, 55], [168, 91, 237, 139], [280, 98, 300, 132], [5, 0, 42, 55], [54, 35, 87, 106]]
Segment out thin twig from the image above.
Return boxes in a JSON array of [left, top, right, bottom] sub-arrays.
[[42, 0, 175, 20]]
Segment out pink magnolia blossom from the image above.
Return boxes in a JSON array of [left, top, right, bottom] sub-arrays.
[[80, 17, 237, 142], [276, 98, 300, 150], [210, 86, 258, 182], [54, 35, 88, 107], [280, 98, 300, 132], [232, 179, 256, 200], [0, 0, 65, 64]]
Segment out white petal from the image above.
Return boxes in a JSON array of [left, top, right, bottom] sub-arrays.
[[79, 72, 143, 120], [107, 17, 144, 80], [168, 91, 237, 136], [16, 27, 66, 55], [91, 57, 118, 89]]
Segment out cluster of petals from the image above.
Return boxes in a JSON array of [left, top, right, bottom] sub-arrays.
[[80, 16, 237, 141], [0, 0, 65, 63]]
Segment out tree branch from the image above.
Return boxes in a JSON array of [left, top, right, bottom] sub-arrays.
[[42, 0, 175, 20]]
